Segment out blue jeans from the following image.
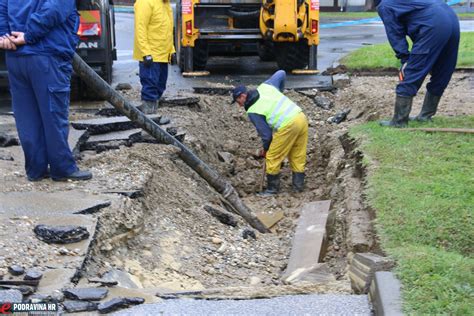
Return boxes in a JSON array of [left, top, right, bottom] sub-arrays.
[[139, 62, 168, 101], [6, 54, 78, 180]]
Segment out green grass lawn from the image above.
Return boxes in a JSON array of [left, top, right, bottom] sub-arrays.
[[350, 116, 474, 314], [341, 32, 474, 70]]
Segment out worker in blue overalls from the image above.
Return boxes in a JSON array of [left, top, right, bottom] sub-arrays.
[[376, 0, 460, 127], [0, 0, 92, 181]]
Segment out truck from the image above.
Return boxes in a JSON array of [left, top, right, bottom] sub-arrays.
[[0, 0, 116, 93], [175, 0, 320, 73]]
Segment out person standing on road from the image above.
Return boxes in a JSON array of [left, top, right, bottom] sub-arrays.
[[0, 0, 92, 182], [133, 0, 175, 114], [376, 0, 460, 127], [231, 70, 309, 195]]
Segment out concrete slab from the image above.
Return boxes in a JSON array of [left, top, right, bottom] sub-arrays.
[[68, 128, 89, 158], [283, 200, 332, 284], [71, 115, 162, 135], [82, 129, 142, 152], [370, 271, 403, 316], [0, 191, 111, 217], [349, 253, 395, 294]]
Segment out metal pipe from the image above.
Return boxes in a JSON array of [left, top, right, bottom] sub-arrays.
[[72, 53, 269, 233]]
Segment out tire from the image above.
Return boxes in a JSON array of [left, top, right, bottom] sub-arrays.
[[193, 40, 208, 71], [274, 41, 309, 71], [258, 42, 275, 62]]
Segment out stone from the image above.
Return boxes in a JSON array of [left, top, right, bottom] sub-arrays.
[[0, 289, 22, 303], [97, 297, 145, 314], [24, 270, 43, 281], [203, 205, 238, 227], [63, 300, 99, 312], [88, 278, 119, 287], [0, 133, 19, 147], [211, 237, 223, 245], [63, 288, 108, 301], [333, 74, 351, 88], [102, 269, 139, 289], [328, 109, 351, 124], [115, 83, 132, 91], [0, 153, 14, 161], [242, 229, 256, 240], [217, 152, 234, 164], [8, 265, 24, 276], [313, 96, 333, 110], [34, 225, 90, 244], [256, 210, 284, 230], [249, 277, 261, 286]]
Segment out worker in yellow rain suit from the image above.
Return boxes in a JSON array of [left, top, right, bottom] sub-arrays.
[[133, 0, 175, 114], [231, 70, 309, 195]]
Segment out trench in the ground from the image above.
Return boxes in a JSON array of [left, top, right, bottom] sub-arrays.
[[81, 91, 382, 297]]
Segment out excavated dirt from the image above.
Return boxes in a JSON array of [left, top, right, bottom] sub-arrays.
[[3, 74, 470, 297], [78, 73, 473, 296]]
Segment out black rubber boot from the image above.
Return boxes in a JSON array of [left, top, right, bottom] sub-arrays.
[[258, 174, 280, 196], [292, 172, 305, 192], [379, 95, 413, 128], [410, 91, 441, 122]]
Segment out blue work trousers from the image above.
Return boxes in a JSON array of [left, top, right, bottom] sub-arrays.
[[6, 54, 78, 180], [397, 9, 460, 97], [139, 62, 168, 101]]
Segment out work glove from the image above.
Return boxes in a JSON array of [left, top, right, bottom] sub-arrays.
[[398, 62, 407, 81], [143, 55, 153, 67]]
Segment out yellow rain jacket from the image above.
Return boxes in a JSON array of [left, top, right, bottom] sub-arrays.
[[133, 0, 175, 63]]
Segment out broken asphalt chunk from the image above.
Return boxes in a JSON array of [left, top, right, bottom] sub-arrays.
[[0, 289, 22, 304], [63, 288, 108, 301], [24, 270, 43, 281], [87, 278, 119, 287], [8, 265, 24, 276], [160, 96, 200, 107], [0, 133, 19, 147], [204, 205, 238, 227], [34, 225, 90, 244], [97, 297, 145, 314], [328, 109, 351, 124], [71, 115, 165, 135], [242, 229, 257, 240], [63, 300, 99, 313]]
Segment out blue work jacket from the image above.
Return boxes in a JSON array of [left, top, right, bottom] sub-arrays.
[[0, 0, 79, 59], [377, 0, 458, 64]]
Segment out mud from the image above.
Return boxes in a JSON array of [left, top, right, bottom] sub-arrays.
[[2, 73, 471, 299]]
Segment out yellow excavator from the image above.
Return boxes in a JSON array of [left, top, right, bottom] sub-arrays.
[[175, 0, 320, 73]]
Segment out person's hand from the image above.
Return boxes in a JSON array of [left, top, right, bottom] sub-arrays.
[[399, 62, 407, 81], [170, 53, 177, 65], [143, 55, 153, 67], [7, 32, 26, 46], [258, 148, 267, 158], [1, 35, 17, 50]]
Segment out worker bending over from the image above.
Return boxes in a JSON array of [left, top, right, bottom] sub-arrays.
[[231, 70, 309, 195], [376, 0, 460, 127]]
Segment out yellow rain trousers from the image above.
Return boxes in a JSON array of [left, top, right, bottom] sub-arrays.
[[266, 112, 308, 175], [133, 0, 175, 62]]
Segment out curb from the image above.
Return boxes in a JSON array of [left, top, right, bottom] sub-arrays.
[[370, 272, 403, 316]]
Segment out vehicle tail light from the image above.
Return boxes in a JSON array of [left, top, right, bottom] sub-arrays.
[[186, 20, 192, 36], [311, 19, 318, 34], [77, 10, 102, 37]]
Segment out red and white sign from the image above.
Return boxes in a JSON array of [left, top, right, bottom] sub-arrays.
[[182, 0, 192, 15], [310, 0, 320, 10]]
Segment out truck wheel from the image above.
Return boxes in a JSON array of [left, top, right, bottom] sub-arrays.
[[258, 42, 275, 62], [274, 41, 309, 71], [193, 40, 208, 71]]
